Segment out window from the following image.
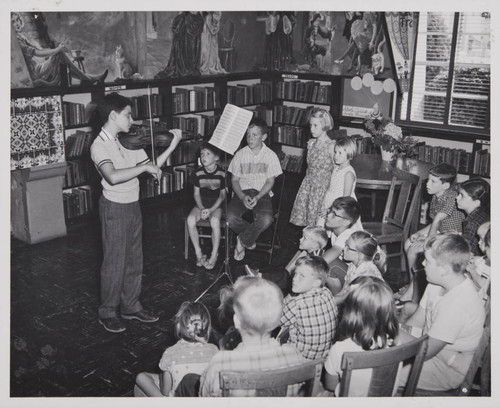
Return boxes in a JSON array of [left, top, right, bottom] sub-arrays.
[[399, 12, 490, 134]]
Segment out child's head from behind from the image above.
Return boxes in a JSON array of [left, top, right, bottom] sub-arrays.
[[477, 222, 491, 260], [457, 178, 490, 213], [326, 196, 361, 230], [427, 163, 457, 196], [340, 276, 398, 350], [246, 118, 269, 150], [423, 233, 470, 284], [200, 143, 221, 168], [334, 137, 357, 165], [309, 108, 334, 134], [300, 226, 329, 253], [292, 255, 329, 294], [174, 301, 212, 343], [232, 277, 283, 337], [344, 231, 380, 265], [98, 92, 133, 126]]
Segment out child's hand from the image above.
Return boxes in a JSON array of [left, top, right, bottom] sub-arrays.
[[247, 196, 258, 208], [200, 208, 210, 220], [243, 195, 255, 210], [409, 233, 423, 243], [145, 163, 162, 180], [169, 129, 183, 148]]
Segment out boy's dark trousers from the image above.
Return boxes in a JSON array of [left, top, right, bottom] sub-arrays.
[[98, 196, 143, 319]]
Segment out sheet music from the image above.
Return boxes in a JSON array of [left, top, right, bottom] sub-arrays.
[[209, 104, 253, 155]]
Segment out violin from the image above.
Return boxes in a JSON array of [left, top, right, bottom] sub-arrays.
[[118, 124, 174, 150]]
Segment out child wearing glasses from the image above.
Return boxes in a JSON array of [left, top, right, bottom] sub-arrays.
[[333, 231, 385, 306]]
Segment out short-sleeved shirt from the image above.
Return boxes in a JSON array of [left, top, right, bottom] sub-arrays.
[[199, 338, 305, 397], [158, 339, 218, 395], [417, 278, 485, 390], [281, 287, 338, 360], [228, 145, 282, 194], [193, 165, 226, 208], [429, 187, 465, 233], [90, 129, 150, 203], [462, 207, 489, 256], [337, 261, 384, 298]]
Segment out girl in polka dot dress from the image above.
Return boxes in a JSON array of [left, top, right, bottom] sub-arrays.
[[134, 301, 218, 397]]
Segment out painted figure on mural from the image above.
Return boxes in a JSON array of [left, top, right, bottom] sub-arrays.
[[11, 12, 108, 87], [263, 11, 296, 70], [200, 11, 227, 75], [335, 12, 383, 75], [303, 13, 335, 69], [155, 11, 205, 78]]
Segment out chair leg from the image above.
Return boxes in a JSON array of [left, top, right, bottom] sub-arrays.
[[184, 220, 189, 260]]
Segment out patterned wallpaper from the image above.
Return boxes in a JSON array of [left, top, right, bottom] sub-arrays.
[[11, 96, 65, 170]]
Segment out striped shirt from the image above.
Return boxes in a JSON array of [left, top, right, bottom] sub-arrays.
[[281, 287, 338, 360], [90, 129, 150, 203], [193, 165, 226, 208], [228, 145, 282, 194], [199, 338, 305, 397], [429, 186, 465, 234]]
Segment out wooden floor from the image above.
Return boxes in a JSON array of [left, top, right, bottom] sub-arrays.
[[10, 180, 406, 397]]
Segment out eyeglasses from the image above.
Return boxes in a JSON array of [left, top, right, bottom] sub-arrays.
[[344, 244, 358, 252], [326, 209, 349, 220]]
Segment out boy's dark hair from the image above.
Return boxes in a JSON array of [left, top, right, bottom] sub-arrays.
[[459, 178, 490, 209], [429, 163, 457, 185], [200, 142, 221, 159], [248, 117, 269, 137], [97, 92, 133, 124], [331, 196, 361, 227], [295, 255, 329, 285], [174, 301, 212, 343]]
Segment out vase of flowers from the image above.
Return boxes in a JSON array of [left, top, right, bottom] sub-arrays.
[[364, 111, 417, 161]]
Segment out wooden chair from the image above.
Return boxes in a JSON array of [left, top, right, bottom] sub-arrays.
[[254, 173, 285, 264], [219, 358, 324, 397], [363, 168, 421, 277], [338, 334, 429, 397]]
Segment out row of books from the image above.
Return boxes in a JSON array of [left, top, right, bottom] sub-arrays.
[[171, 114, 222, 138], [64, 158, 92, 188], [139, 168, 186, 198], [227, 81, 273, 106], [170, 140, 202, 166], [274, 105, 315, 126], [277, 151, 304, 173], [275, 80, 332, 104], [416, 144, 490, 176], [65, 129, 93, 158], [246, 106, 273, 125], [63, 186, 93, 219], [273, 125, 308, 147], [62, 101, 86, 127], [172, 86, 221, 114], [129, 94, 165, 119]]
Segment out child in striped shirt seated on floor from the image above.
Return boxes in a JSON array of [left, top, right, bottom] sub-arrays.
[[134, 301, 218, 397], [279, 255, 338, 360]]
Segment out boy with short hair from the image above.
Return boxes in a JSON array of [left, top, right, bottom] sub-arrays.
[[322, 196, 363, 294], [401, 163, 465, 302], [227, 118, 283, 261], [186, 142, 226, 269], [90, 92, 182, 333], [399, 233, 485, 391], [280, 255, 338, 360], [199, 277, 305, 397]]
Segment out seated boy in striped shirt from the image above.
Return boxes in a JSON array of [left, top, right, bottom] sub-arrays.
[[227, 118, 282, 261]]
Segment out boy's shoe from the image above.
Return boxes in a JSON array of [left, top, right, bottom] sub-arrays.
[[247, 243, 257, 250], [99, 317, 126, 333], [121, 310, 159, 323]]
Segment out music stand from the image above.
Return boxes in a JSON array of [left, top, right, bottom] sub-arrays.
[[194, 152, 232, 303], [193, 104, 252, 302]]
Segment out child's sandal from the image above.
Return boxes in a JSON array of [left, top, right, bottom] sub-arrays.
[[204, 255, 218, 270], [196, 255, 207, 267]]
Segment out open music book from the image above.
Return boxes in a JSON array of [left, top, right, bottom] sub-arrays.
[[209, 104, 253, 155]]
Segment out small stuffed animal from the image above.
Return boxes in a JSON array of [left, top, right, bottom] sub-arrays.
[[371, 38, 386, 75], [114, 45, 133, 79]]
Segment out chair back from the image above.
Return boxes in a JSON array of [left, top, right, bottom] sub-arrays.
[[382, 168, 421, 237], [338, 335, 428, 397], [272, 173, 286, 216], [219, 358, 324, 397]]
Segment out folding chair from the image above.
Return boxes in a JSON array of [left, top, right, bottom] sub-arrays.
[[219, 357, 324, 397], [338, 334, 429, 397], [184, 215, 230, 260], [254, 173, 285, 264]]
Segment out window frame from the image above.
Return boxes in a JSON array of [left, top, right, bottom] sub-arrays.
[[395, 11, 490, 140]]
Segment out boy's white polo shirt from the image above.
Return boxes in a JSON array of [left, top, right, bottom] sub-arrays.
[[90, 129, 150, 203]]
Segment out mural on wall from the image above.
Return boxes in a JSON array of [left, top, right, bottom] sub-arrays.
[[11, 11, 395, 89]]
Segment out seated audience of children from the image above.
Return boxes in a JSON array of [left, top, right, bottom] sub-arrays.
[[466, 222, 491, 306], [279, 255, 338, 360], [134, 301, 218, 397]]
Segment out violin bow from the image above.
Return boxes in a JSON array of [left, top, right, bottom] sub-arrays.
[[147, 85, 159, 186]]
